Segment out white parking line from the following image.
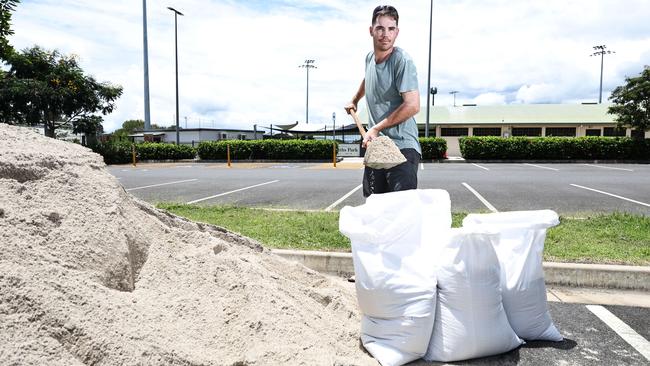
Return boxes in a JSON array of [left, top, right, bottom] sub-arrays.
[[325, 184, 362, 212], [583, 164, 634, 172], [471, 163, 490, 171], [420, 163, 424, 170], [187, 180, 279, 204], [462, 182, 498, 212], [126, 179, 198, 191], [570, 184, 650, 208], [586, 305, 650, 361], [524, 163, 559, 171]]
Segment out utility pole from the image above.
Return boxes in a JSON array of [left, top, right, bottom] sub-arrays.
[[425, 0, 434, 137], [167, 6, 184, 145], [449, 90, 459, 107], [299, 59, 317, 123], [142, 0, 151, 131], [591, 45, 615, 104]]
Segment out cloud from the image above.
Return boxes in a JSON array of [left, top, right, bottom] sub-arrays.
[[8, 0, 650, 132]]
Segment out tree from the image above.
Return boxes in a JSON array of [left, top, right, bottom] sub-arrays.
[[112, 119, 164, 140], [0, 0, 19, 60], [73, 115, 104, 145], [608, 65, 650, 139], [0, 46, 123, 137]]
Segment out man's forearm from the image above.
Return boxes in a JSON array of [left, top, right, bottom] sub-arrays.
[[371, 92, 420, 132]]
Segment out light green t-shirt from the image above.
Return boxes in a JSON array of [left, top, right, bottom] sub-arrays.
[[365, 47, 421, 154]]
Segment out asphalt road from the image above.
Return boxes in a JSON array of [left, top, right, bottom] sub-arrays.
[[108, 162, 650, 215], [107, 161, 650, 365]]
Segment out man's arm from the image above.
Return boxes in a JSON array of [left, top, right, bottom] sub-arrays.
[[364, 89, 420, 143], [345, 79, 365, 114]]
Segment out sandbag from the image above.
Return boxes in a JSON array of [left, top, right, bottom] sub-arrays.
[[339, 189, 451, 366], [462, 210, 562, 341], [424, 228, 523, 363]]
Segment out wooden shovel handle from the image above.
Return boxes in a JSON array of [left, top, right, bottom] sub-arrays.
[[349, 109, 367, 138]]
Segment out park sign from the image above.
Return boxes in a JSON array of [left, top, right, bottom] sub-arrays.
[[338, 143, 361, 157]]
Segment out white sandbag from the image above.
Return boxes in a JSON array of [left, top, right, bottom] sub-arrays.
[[424, 228, 523, 363], [462, 210, 562, 341], [340, 189, 451, 366]]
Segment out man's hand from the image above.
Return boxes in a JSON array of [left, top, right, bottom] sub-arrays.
[[344, 102, 357, 115], [362, 126, 379, 148]]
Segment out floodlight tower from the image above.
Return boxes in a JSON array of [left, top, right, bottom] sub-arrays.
[[591, 45, 615, 104], [299, 59, 317, 124], [449, 90, 459, 107]]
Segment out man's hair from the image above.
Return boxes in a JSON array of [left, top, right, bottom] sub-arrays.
[[372, 5, 399, 26]]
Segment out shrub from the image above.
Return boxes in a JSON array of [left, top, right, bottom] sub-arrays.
[[419, 137, 447, 159], [459, 136, 650, 160], [136, 142, 196, 160], [89, 140, 133, 165], [197, 139, 336, 160]]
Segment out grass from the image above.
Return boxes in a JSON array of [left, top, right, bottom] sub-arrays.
[[157, 204, 649, 265]]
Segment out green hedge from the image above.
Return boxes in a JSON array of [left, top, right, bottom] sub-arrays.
[[90, 141, 133, 165], [197, 139, 335, 160], [419, 137, 447, 159], [90, 142, 196, 164], [136, 142, 196, 160], [459, 136, 650, 160]]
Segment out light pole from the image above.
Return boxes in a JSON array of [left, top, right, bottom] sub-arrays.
[[142, 0, 151, 131], [332, 112, 336, 140], [299, 59, 316, 124], [591, 45, 615, 104], [449, 90, 459, 107], [425, 0, 434, 137], [168, 6, 183, 145]]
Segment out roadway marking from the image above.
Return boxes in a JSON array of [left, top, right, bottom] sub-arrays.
[[325, 184, 363, 212], [524, 163, 559, 171], [420, 163, 424, 170], [583, 164, 634, 172], [462, 182, 498, 212], [570, 184, 650, 208], [586, 305, 650, 361], [126, 179, 198, 191], [187, 180, 279, 204], [471, 163, 490, 171]]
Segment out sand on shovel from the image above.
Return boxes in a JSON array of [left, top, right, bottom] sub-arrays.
[[349, 110, 406, 170], [363, 136, 407, 169], [0, 124, 375, 366]]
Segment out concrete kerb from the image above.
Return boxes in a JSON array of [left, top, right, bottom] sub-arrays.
[[270, 249, 650, 291]]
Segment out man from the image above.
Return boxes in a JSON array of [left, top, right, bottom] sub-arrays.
[[345, 5, 421, 198]]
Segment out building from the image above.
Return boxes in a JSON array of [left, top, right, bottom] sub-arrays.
[[129, 128, 259, 146], [414, 103, 647, 156]]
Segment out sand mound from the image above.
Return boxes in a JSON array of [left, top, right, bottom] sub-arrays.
[[0, 124, 374, 365]]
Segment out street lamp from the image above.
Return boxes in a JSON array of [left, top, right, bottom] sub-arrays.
[[168, 6, 183, 145], [591, 45, 615, 104], [425, 0, 434, 137], [332, 112, 336, 140], [449, 90, 459, 107], [299, 59, 316, 124], [142, 0, 151, 131]]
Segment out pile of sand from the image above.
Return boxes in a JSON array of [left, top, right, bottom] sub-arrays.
[[363, 136, 406, 170], [0, 124, 374, 365]]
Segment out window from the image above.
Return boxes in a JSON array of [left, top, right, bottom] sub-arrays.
[[512, 127, 542, 137], [221, 133, 228, 139], [472, 127, 501, 136], [631, 129, 645, 139], [586, 129, 601, 136], [441, 128, 469, 137], [603, 127, 626, 137], [239, 134, 247, 140], [545, 127, 576, 137]]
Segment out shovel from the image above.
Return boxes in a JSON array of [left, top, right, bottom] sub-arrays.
[[349, 109, 406, 169]]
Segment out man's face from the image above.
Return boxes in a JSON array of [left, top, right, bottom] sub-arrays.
[[370, 15, 399, 52]]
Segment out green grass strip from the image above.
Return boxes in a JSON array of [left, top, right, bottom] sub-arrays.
[[157, 204, 649, 265]]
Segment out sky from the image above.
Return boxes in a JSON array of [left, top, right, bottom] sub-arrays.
[[8, 0, 650, 133]]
